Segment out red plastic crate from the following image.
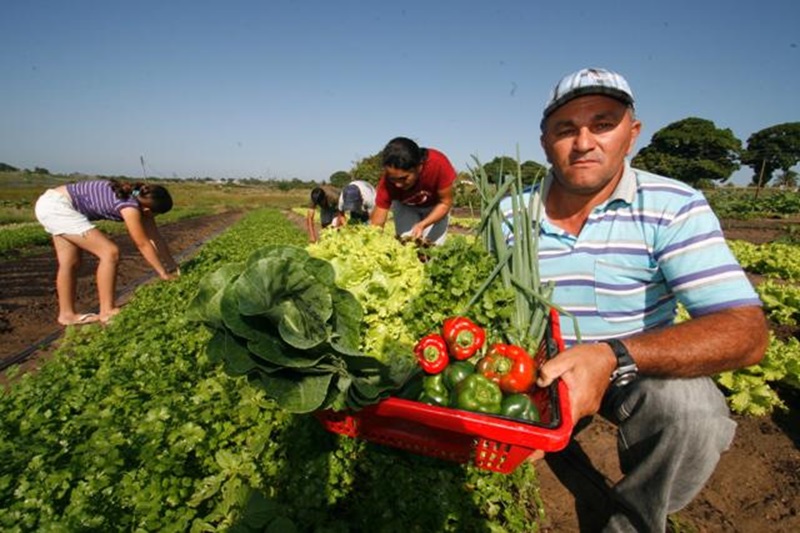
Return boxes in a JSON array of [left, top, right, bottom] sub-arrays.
[[316, 309, 574, 474]]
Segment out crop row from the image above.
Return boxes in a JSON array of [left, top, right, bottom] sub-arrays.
[[2, 208, 797, 530], [719, 240, 800, 414], [0, 209, 543, 532]]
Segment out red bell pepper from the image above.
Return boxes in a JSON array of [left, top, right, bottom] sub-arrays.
[[442, 316, 485, 360], [413, 333, 450, 374], [476, 343, 536, 394]]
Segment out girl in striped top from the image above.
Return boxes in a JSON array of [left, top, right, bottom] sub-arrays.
[[34, 179, 179, 326]]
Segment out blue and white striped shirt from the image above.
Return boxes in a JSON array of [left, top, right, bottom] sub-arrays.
[[502, 162, 761, 347]]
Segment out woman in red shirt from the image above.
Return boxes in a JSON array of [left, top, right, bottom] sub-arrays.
[[369, 137, 456, 245]]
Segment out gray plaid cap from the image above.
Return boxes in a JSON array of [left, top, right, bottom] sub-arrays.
[[542, 68, 635, 122], [341, 184, 364, 212]]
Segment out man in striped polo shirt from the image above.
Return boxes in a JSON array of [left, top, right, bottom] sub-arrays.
[[523, 68, 768, 531]]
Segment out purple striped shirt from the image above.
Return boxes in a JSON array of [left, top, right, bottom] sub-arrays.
[[66, 180, 139, 221]]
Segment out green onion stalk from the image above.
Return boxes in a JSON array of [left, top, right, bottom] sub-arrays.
[[463, 152, 581, 353]]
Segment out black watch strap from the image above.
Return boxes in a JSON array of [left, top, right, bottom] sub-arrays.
[[604, 339, 639, 388]]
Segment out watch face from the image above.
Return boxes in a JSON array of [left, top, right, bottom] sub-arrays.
[[613, 372, 637, 388]]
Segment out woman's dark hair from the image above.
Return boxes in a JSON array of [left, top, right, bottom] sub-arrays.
[[381, 137, 428, 170], [109, 179, 173, 214], [310, 187, 327, 206]]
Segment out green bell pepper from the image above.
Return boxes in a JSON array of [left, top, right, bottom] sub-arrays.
[[442, 360, 475, 390], [418, 373, 449, 407], [451, 373, 503, 414], [500, 393, 541, 422]]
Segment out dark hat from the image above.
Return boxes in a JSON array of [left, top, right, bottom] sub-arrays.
[[341, 184, 364, 212], [542, 67, 635, 123]]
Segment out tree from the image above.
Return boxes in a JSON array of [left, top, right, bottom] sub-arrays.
[[349, 153, 383, 186], [328, 171, 351, 187], [480, 156, 548, 186], [0, 162, 19, 172], [741, 122, 800, 186], [453, 170, 480, 212], [632, 117, 742, 185], [772, 169, 798, 189], [520, 160, 548, 185]]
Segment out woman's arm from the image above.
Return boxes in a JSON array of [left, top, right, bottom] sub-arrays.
[[410, 185, 454, 239], [120, 207, 177, 280], [333, 212, 347, 228], [140, 211, 179, 274], [370, 206, 390, 227], [306, 208, 319, 243]]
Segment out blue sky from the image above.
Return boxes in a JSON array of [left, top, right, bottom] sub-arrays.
[[1, 1, 797, 185]]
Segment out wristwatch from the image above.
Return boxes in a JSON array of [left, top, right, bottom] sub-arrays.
[[604, 339, 639, 388]]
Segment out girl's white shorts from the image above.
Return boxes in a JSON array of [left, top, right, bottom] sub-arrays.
[[35, 189, 96, 236]]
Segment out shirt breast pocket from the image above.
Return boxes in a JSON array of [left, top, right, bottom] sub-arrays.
[[594, 259, 661, 322]]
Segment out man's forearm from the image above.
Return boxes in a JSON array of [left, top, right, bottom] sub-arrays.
[[623, 306, 768, 377]]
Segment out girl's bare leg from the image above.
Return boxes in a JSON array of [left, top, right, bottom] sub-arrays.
[[52, 235, 91, 325], [60, 229, 121, 323]]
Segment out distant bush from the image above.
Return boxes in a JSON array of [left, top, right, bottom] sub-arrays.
[[706, 188, 800, 219]]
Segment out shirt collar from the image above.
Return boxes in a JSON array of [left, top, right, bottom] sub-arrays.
[[609, 160, 637, 205]]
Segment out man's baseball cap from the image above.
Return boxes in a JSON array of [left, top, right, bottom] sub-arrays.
[[341, 184, 364, 212], [542, 67, 635, 122]]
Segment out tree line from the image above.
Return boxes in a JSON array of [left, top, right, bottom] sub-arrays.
[[4, 120, 798, 190], [633, 120, 800, 188], [335, 120, 800, 190]]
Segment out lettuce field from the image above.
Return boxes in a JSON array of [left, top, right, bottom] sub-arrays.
[[1, 181, 799, 531], [0, 209, 550, 532]]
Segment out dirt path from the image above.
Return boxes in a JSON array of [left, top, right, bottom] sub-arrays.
[[1, 210, 798, 532]]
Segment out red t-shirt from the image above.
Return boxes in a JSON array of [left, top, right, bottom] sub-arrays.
[[375, 148, 457, 209]]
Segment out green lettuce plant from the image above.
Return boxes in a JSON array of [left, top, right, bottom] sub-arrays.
[[187, 244, 412, 413]]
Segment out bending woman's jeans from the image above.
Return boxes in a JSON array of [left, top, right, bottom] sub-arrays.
[[597, 377, 736, 532], [391, 201, 449, 245]]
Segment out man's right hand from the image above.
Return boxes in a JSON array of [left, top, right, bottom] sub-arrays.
[[536, 343, 617, 423]]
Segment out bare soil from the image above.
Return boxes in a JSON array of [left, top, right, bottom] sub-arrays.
[[1, 210, 798, 532]]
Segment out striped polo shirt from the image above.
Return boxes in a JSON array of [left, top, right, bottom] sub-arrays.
[[66, 180, 139, 221], [502, 162, 761, 347]]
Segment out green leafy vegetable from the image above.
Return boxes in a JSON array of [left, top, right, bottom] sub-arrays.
[[307, 225, 425, 362], [403, 234, 515, 341], [188, 244, 411, 413]]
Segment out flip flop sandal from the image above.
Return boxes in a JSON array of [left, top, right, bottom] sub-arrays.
[[61, 313, 99, 326]]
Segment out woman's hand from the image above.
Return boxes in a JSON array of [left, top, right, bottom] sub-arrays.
[[409, 222, 427, 240], [158, 263, 180, 281]]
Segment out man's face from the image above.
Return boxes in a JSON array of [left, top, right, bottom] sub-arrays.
[[541, 95, 641, 196], [384, 165, 420, 191]]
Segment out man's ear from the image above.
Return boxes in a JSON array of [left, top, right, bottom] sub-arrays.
[[540, 135, 553, 164], [627, 119, 642, 156]]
